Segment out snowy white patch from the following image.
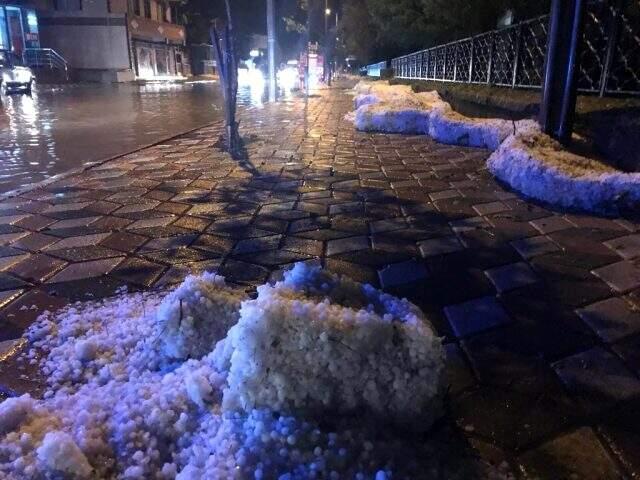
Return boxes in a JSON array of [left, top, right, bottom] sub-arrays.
[[351, 81, 640, 214], [222, 264, 446, 430], [350, 81, 518, 150], [36, 431, 93, 478], [487, 122, 640, 214], [0, 264, 511, 479], [155, 272, 242, 360]]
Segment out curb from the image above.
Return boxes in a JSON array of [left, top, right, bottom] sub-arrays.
[[0, 121, 221, 202]]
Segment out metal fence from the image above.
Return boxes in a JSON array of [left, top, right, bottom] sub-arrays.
[[374, 0, 639, 96]]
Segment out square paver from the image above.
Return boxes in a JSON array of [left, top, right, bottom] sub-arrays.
[[604, 234, 640, 260], [593, 260, 640, 293], [518, 427, 622, 480], [7, 254, 67, 283], [46, 257, 124, 283], [47, 216, 101, 230], [45, 233, 111, 251], [110, 258, 165, 287], [485, 262, 539, 293], [419, 235, 464, 257], [530, 216, 574, 234], [444, 296, 511, 338], [378, 260, 429, 289], [472, 201, 509, 216], [233, 235, 282, 255], [576, 297, 640, 343], [127, 216, 175, 230], [510, 235, 560, 259], [326, 236, 369, 256], [553, 347, 640, 411]]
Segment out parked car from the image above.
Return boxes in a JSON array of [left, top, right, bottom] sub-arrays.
[[0, 50, 34, 94]]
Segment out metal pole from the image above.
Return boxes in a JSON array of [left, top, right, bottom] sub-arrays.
[[267, 0, 276, 102], [511, 23, 522, 88], [539, 0, 586, 144], [599, 0, 622, 97]]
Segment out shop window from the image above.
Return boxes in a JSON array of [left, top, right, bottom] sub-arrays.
[[129, 0, 141, 16], [0, 8, 8, 50]]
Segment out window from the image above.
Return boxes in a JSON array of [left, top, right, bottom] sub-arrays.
[[159, 2, 166, 22], [143, 0, 151, 18], [131, 0, 140, 16]]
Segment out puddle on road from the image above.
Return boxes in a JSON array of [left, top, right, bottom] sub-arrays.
[[0, 82, 263, 194]]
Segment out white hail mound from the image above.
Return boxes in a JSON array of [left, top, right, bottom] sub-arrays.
[[0, 264, 505, 480], [350, 80, 640, 214], [220, 263, 446, 430]]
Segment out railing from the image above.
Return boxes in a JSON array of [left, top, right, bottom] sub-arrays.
[[23, 48, 69, 79], [368, 0, 639, 96]]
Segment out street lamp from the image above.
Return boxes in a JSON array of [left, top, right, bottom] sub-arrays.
[[325, 8, 331, 16]]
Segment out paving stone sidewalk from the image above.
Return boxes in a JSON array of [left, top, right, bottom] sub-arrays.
[[1, 81, 639, 478]]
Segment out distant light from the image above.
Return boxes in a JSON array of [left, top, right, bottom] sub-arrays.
[[325, 8, 331, 15], [27, 12, 38, 28], [249, 49, 260, 58]]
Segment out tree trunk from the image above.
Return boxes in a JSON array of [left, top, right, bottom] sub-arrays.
[[210, 0, 240, 157]]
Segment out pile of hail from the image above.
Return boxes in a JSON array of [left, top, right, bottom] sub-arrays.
[[0, 263, 511, 479]]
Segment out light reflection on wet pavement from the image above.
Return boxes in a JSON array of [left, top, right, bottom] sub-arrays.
[[0, 81, 261, 194]]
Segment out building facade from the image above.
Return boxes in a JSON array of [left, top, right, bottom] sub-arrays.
[[0, 3, 41, 54], [13, 0, 189, 82]]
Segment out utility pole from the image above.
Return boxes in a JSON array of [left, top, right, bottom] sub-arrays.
[[267, 0, 276, 102], [539, 0, 586, 144], [324, 0, 331, 85]]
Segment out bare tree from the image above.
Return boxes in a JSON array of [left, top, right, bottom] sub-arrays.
[[210, 0, 240, 158]]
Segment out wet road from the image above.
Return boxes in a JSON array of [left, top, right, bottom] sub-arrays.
[[0, 81, 262, 194]]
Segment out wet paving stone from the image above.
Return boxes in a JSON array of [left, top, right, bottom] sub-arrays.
[[577, 297, 640, 343], [444, 296, 511, 338], [604, 234, 640, 260], [553, 347, 640, 413], [452, 385, 576, 451], [510, 235, 560, 259], [219, 259, 270, 286], [519, 427, 624, 480], [611, 335, 640, 374], [444, 343, 477, 396], [378, 260, 429, 289], [484, 261, 539, 293], [7, 254, 67, 283], [46, 257, 124, 283], [233, 235, 282, 255], [100, 232, 148, 253], [0, 289, 69, 335], [49, 246, 124, 263], [326, 236, 369, 256], [598, 400, 640, 477], [154, 259, 223, 287], [419, 235, 465, 257], [43, 275, 136, 303], [531, 254, 615, 307], [530, 215, 574, 234], [0, 273, 31, 291], [111, 258, 166, 287], [142, 248, 215, 265], [593, 260, 640, 294]]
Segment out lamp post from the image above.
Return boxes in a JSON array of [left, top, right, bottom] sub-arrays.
[[267, 0, 276, 102], [324, 2, 331, 85]]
